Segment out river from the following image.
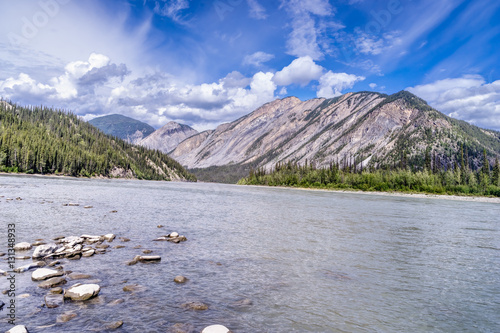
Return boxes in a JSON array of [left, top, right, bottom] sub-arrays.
[[0, 175, 499, 332]]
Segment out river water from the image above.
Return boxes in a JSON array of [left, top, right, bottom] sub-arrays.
[[0, 175, 499, 332]]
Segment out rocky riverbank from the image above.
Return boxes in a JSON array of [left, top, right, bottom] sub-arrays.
[[2, 232, 233, 333]]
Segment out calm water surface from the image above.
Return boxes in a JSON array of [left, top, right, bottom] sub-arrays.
[[0, 175, 499, 332]]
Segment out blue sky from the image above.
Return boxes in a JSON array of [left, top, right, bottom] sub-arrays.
[[0, 0, 499, 131]]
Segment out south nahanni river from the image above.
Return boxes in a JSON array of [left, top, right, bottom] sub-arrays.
[[0, 175, 499, 332]]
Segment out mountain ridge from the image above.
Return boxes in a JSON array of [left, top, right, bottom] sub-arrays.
[[169, 91, 500, 182]]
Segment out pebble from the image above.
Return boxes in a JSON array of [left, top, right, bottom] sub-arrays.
[[174, 276, 188, 284]]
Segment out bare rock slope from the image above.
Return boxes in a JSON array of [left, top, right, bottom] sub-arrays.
[[139, 122, 198, 154], [171, 91, 500, 172]]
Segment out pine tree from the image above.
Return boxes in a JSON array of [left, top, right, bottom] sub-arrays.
[[482, 149, 490, 177], [493, 158, 500, 186]]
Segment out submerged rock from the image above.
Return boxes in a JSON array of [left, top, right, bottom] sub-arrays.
[[181, 301, 209, 311], [14, 263, 42, 273], [64, 283, 100, 301], [122, 284, 146, 293], [32, 268, 64, 281], [105, 321, 124, 329], [68, 273, 92, 280], [166, 323, 196, 333], [201, 325, 232, 333], [107, 298, 125, 306], [57, 312, 77, 322], [45, 293, 64, 308]]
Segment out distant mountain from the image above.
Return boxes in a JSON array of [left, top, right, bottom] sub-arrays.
[[139, 121, 198, 154], [0, 103, 196, 181], [89, 114, 155, 144], [170, 91, 500, 182]]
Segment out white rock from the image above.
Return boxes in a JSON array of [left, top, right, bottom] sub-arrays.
[[14, 263, 42, 273], [0, 269, 7, 276], [104, 234, 116, 241], [64, 283, 100, 301], [6, 325, 28, 333], [33, 243, 61, 258], [14, 242, 32, 251], [31, 268, 63, 281], [138, 255, 161, 262], [169, 232, 179, 238], [201, 325, 232, 333], [81, 234, 102, 240]]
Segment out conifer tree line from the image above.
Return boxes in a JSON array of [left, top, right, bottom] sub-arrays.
[[239, 146, 500, 197], [0, 101, 196, 181]]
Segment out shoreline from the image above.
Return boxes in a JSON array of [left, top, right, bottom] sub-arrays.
[[2, 172, 499, 203], [242, 184, 500, 204]]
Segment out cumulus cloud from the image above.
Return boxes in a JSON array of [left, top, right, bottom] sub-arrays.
[[280, 0, 335, 60], [0, 73, 55, 101], [407, 75, 500, 130], [243, 51, 275, 67], [317, 71, 365, 98], [0, 52, 365, 131], [273, 56, 324, 86]]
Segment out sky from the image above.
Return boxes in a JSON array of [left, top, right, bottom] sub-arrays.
[[0, 0, 499, 132]]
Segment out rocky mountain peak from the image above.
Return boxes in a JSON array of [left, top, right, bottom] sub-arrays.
[[139, 121, 198, 154]]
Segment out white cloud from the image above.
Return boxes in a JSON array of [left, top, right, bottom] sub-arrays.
[[0, 73, 55, 99], [247, 0, 267, 20], [273, 56, 324, 86], [243, 51, 275, 67], [317, 71, 365, 98], [280, 0, 334, 60], [153, 0, 190, 23], [369, 83, 377, 89], [407, 75, 500, 130]]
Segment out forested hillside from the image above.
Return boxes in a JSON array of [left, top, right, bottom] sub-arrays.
[[0, 101, 196, 181], [89, 114, 155, 144]]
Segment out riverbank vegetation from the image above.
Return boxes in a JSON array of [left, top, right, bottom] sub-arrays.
[[0, 101, 196, 181], [238, 152, 500, 197]]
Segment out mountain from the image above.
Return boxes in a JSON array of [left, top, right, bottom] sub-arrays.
[[0, 102, 196, 181], [139, 121, 198, 154], [89, 114, 155, 144], [170, 91, 500, 183]]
